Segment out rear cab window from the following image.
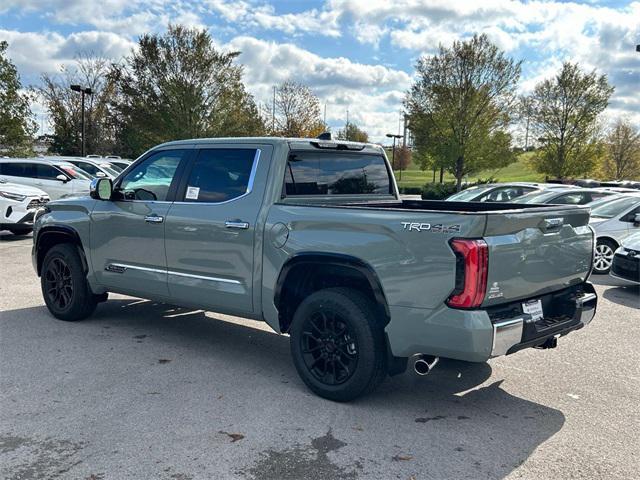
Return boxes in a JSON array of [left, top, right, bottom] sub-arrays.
[[284, 150, 392, 197]]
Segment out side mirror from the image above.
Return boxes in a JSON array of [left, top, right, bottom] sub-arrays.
[[634, 213, 640, 226], [95, 171, 107, 178], [90, 177, 113, 200], [56, 174, 68, 183]]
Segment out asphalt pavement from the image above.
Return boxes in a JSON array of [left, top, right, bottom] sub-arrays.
[[1, 232, 638, 480]]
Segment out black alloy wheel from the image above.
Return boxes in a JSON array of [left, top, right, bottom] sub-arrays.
[[290, 288, 388, 402], [299, 309, 359, 386], [44, 257, 74, 310]]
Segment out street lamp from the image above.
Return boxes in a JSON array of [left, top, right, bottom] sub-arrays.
[[70, 84, 93, 157], [386, 133, 402, 171]]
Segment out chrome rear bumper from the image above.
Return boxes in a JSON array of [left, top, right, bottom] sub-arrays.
[[490, 285, 597, 358]]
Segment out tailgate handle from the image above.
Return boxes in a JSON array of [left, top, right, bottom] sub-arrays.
[[543, 217, 564, 231]]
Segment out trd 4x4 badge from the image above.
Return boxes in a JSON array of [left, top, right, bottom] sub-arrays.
[[401, 222, 461, 233]]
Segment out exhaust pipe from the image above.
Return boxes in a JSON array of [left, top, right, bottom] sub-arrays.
[[413, 355, 439, 376]]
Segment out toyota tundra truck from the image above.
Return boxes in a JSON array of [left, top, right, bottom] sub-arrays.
[[32, 137, 598, 401]]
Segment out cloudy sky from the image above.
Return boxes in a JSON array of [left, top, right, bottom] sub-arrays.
[[1, 0, 639, 143]]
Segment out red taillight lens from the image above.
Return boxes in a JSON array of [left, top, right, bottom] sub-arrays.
[[446, 238, 488, 309]]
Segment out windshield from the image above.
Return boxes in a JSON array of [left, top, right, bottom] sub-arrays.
[[590, 196, 640, 219], [512, 190, 559, 204], [58, 164, 90, 180], [446, 186, 494, 201], [98, 163, 121, 176]]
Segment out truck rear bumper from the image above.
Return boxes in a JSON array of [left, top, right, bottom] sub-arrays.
[[385, 282, 597, 362]]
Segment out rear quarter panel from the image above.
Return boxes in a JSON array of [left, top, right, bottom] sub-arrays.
[[261, 203, 486, 330]]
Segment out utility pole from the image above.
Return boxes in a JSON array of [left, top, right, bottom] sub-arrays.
[[402, 113, 408, 147], [386, 133, 402, 172], [272, 85, 276, 133], [70, 84, 93, 157], [345, 107, 350, 140]]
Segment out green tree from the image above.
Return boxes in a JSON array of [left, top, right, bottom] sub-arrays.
[[528, 62, 613, 179], [405, 34, 521, 190], [603, 119, 640, 180], [273, 80, 326, 138], [110, 24, 264, 157], [0, 41, 36, 156], [336, 122, 369, 142], [39, 54, 117, 156]]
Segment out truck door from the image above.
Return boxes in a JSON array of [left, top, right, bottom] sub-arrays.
[[164, 144, 271, 315], [90, 148, 191, 297]]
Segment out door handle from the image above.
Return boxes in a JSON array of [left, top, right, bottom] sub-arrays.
[[225, 220, 249, 230], [145, 215, 164, 224]]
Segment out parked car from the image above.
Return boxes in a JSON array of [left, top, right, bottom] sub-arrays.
[[32, 137, 597, 401], [44, 157, 121, 179], [0, 181, 49, 235], [610, 233, 640, 284], [0, 158, 91, 200], [589, 194, 640, 273], [446, 182, 575, 203], [512, 188, 615, 205], [104, 159, 132, 172]]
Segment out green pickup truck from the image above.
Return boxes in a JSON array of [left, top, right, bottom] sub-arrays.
[[32, 137, 598, 401]]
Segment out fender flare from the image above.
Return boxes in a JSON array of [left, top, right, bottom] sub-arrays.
[[35, 225, 87, 276], [274, 252, 390, 320]]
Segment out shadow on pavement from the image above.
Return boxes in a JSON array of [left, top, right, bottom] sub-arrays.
[[0, 231, 32, 242], [2, 298, 566, 480]]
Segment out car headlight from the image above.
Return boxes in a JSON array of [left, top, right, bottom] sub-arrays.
[[0, 191, 27, 202]]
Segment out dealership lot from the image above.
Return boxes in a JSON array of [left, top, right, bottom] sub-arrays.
[[1, 233, 638, 480]]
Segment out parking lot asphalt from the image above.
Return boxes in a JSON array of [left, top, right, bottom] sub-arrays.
[[1, 232, 639, 480]]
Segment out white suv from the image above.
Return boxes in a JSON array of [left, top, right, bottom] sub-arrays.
[[0, 181, 49, 235], [0, 159, 91, 200]]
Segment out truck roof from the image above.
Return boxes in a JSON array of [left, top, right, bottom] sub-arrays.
[[152, 137, 385, 155]]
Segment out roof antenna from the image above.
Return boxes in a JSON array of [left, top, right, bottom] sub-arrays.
[[317, 132, 332, 140]]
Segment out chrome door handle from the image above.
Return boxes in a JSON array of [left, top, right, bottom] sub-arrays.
[[225, 220, 249, 229], [145, 215, 164, 224]]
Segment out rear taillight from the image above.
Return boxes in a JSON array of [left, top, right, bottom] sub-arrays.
[[446, 238, 488, 309]]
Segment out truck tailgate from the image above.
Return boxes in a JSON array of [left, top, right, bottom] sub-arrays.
[[482, 206, 593, 306]]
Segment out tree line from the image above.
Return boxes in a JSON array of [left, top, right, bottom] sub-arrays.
[[1, 25, 367, 160], [405, 34, 639, 186], [1, 27, 638, 183]]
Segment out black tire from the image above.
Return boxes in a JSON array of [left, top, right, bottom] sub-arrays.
[[593, 239, 617, 274], [8, 226, 32, 236], [289, 288, 388, 402], [41, 244, 98, 321]]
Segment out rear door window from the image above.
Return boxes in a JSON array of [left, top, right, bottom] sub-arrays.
[[285, 151, 391, 196], [182, 149, 257, 203], [0, 162, 34, 178]]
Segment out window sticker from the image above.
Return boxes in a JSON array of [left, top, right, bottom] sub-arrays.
[[185, 186, 200, 200]]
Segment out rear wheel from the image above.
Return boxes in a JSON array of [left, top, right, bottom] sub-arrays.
[[41, 244, 98, 321], [289, 288, 388, 402], [593, 239, 617, 274]]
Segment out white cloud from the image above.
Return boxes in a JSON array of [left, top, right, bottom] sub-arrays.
[[0, 30, 136, 78], [225, 36, 411, 140]]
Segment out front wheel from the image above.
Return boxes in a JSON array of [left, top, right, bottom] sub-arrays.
[[289, 288, 388, 402], [41, 244, 98, 321], [593, 239, 617, 274]]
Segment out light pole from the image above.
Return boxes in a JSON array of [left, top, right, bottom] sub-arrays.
[[70, 84, 93, 157], [386, 133, 402, 172]]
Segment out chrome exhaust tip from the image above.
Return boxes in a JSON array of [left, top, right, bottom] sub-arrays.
[[413, 355, 439, 376]]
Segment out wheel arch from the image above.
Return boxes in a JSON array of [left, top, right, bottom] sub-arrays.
[[596, 236, 619, 248], [274, 252, 390, 333], [35, 226, 88, 277]]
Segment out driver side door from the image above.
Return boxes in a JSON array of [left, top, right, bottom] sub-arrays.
[[90, 148, 192, 298]]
